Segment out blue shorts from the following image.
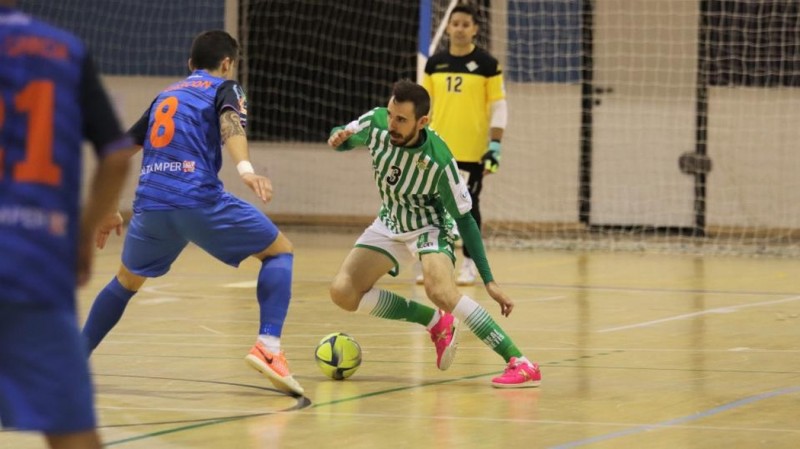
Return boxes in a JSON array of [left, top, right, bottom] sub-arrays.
[[0, 303, 96, 433], [123, 193, 278, 277]]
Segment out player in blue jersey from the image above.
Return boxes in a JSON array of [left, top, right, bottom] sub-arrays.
[[0, 1, 134, 447], [80, 30, 305, 396]]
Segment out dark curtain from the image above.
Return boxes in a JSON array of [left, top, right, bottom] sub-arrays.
[[242, 0, 418, 141], [705, 0, 800, 87]]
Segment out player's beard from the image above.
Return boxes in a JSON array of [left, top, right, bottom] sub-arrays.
[[389, 129, 415, 147]]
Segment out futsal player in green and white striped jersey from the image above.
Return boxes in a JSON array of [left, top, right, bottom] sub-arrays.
[[327, 79, 540, 388]]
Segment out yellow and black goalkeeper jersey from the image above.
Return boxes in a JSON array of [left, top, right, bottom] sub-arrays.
[[422, 47, 505, 163]]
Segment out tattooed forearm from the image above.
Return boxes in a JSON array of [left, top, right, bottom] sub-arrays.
[[220, 110, 246, 144]]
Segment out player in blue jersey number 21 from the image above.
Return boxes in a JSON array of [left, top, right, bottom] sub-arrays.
[[0, 1, 135, 447]]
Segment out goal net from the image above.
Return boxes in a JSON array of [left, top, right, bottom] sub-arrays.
[[20, 0, 800, 256], [419, 0, 800, 256]]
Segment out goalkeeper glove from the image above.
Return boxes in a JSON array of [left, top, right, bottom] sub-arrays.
[[481, 140, 502, 173]]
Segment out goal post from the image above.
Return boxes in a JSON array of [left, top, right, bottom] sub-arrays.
[[417, 0, 461, 82], [417, 0, 432, 83]]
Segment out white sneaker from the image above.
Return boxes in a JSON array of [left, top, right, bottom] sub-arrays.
[[456, 258, 477, 286]]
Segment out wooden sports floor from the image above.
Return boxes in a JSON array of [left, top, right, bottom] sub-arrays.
[[3, 229, 799, 448]]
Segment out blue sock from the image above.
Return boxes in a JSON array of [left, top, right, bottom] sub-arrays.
[[257, 253, 293, 337], [82, 277, 136, 353]]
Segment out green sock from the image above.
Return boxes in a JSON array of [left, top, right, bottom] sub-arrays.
[[363, 289, 436, 327], [453, 296, 522, 362]]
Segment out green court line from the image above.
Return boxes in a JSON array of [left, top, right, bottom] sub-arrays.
[[310, 370, 495, 408], [104, 351, 620, 445], [105, 370, 500, 446], [107, 417, 241, 446]]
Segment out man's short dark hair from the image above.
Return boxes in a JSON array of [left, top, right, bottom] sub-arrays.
[[391, 79, 430, 119], [190, 30, 239, 71], [449, 4, 477, 22]]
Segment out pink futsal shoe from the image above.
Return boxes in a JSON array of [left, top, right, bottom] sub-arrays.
[[429, 312, 460, 370], [491, 357, 542, 388], [245, 342, 305, 396]]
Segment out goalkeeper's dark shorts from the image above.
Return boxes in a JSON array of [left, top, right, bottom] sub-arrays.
[[456, 161, 484, 199]]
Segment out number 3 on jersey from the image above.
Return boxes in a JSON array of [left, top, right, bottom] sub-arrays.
[[149, 96, 179, 148]]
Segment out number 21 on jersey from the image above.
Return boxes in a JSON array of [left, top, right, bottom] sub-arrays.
[[0, 80, 61, 186]]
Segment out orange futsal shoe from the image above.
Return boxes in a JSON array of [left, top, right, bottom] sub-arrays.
[[245, 341, 305, 396]]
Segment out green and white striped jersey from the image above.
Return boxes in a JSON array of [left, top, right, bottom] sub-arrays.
[[333, 107, 472, 234]]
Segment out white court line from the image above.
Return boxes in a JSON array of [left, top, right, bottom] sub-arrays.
[[137, 297, 181, 305], [198, 325, 225, 335], [96, 339, 800, 355], [300, 411, 800, 434], [90, 406, 800, 434], [140, 284, 175, 294], [599, 295, 800, 333], [223, 280, 257, 288], [478, 295, 564, 303], [98, 405, 265, 414], [532, 295, 566, 302], [107, 330, 427, 338]]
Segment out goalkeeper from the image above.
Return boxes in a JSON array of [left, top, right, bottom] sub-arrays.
[[422, 4, 508, 285], [327, 80, 539, 389]]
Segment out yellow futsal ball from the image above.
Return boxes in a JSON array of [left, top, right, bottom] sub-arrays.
[[314, 332, 362, 380]]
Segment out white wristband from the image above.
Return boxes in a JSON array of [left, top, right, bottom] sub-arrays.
[[344, 120, 360, 133], [237, 161, 255, 176]]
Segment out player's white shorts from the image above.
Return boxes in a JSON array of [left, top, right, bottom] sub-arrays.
[[355, 218, 456, 276]]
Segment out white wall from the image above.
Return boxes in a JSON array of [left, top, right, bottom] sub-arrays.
[[707, 87, 800, 230], [99, 77, 800, 233], [94, 0, 799, 234], [100, 75, 582, 227]]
